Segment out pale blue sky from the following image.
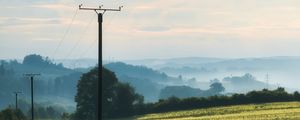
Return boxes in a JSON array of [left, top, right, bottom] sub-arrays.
[[1, 0, 300, 60]]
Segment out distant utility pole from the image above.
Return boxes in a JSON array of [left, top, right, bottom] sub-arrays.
[[24, 73, 40, 120], [266, 73, 269, 89], [14, 91, 22, 110], [79, 4, 122, 119]]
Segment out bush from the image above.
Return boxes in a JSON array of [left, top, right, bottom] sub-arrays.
[[0, 108, 27, 120]]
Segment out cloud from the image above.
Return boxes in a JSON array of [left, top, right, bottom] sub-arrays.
[[138, 26, 171, 32], [3, 0, 300, 59], [31, 3, 74, 11], [0, 17, 61, 27]]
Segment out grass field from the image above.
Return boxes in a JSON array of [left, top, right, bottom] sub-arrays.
[[120, 102, 300, 120]]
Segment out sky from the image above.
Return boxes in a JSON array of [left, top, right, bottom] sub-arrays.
[[2, 0, 300, 60]]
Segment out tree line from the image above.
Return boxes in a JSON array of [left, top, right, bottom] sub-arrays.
[[144, 87, 300, 114]]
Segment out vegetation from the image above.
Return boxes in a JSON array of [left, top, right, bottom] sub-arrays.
[[104, 62, 168, 82], [0, 105, 62, 120], [104, 62, 189, 102], [159, 82, 225, 99], [0, 54, 80, 110], [0, 108, 27, 120], [128, 102, 300, 120], [70, 65, 300, 119], [222, 73, 270, 93], [73, 67, 98, 120], [73, 67, 143, 119], [71, 66, 300, 120], [146, 87, 300, 114], [11, 99, 67, 119]]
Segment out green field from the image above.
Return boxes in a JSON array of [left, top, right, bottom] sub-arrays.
[[120, 102, 300, 120]]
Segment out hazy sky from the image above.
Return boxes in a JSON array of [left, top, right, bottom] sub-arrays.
[[2, 0, 300, 60]]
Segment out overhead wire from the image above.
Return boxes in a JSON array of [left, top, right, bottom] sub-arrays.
[[53, 8, 79, 59], [39, 7, 79, 73], [71, 12, 117, 68], [64, 13, 96, 61]]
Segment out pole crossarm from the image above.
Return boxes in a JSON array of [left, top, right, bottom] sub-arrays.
[[24, 73, 41, 77], [14, 91, 22, 94], [79, 4, 122, 14]]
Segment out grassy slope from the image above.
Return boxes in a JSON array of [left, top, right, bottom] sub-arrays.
[[119, 102, 300, 120]]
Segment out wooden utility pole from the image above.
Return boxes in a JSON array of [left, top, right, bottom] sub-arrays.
[[24, 73, 40, 120], [14, 91, 22, 110], [79, 4, 122, 119]]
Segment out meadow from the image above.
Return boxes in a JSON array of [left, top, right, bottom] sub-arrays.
[[120, 102, 300, 120]]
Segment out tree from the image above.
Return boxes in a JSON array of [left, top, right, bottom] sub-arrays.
[[61, 112, 71, 120], [113, 83, 144, 117], [73, 67, 144, 119], [37, 107, 47, 119], [209, 82, 225, 94], [73, 68, 98, 120], [102, 67, 118, 118], [0, 108, 27, 120], [22, 54, 46, 66], [46, 106, 60, 119]]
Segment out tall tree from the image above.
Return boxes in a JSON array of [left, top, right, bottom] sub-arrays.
[[209, 82, 225, 94], [74, 68, 98, 120], [73, 67, 143, 119]]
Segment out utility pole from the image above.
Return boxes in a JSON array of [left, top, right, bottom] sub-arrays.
[[14, 91, 22, 110], [24, 73, 40, 120], [79, 4, 122, 119], [266, 73, 269, 89]]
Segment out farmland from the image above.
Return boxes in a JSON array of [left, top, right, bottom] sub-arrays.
[[121, 102, 300, 120]]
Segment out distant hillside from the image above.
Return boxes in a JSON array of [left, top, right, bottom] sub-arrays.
[[104, 62, 183, 102], [124, 56, 300, 73], [118, 75, 163, 102], [54, 59, 97, 69], [2, 54, 74, 78], [125, 56, 300, 70], [0, 54, 82, 111], [124, 56, 300, 89], [201, 56, 300, 71], [222, 73, 270, 93], [159, 82, 225, 99], [124, 57, 225, 69], [104, 62, 169, 83]]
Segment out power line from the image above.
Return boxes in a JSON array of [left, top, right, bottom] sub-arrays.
[[70, 11, 117, 68], [52, 8, 79, 58], [64, 13, 96, 60], [39, 8, 79, 73], [70, 37, 97, 68]]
